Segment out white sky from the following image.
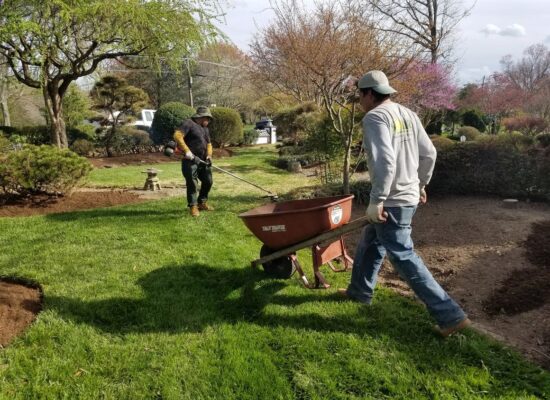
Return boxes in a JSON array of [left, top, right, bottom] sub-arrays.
[[216, 0, 550, 85]]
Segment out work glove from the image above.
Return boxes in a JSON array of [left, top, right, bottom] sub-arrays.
[[205, 156, 212, 167], [366, 201, 387, 224], [419, 185, 427, 204], [163, 141, 177, 157], [184, 151, 195, 161]]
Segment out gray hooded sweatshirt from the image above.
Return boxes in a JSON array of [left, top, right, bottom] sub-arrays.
[[362, 101, 437, 207]]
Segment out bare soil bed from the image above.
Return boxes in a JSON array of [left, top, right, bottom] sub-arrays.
[[1, 175, 549, 369], [0, 278, 42, 348], [348, 196, 550, 369]]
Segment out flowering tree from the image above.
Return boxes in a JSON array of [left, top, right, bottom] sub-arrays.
[[458, 73, 525, 134], [394, 62, 457, 126]]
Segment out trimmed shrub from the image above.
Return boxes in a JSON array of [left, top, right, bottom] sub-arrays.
[[461, 109, 486, 132], [431, 135, 455, 150], [150, 102, 195, 145], [111, 126, 153, 154], [274, 154, 316, 170], [70, 139, 95, 156], [67, 124, 97, 144], [535, 132, 550, 148], [273, 102, 319, 143], [242, 128, 260, 145], [0, 145, 92, 195], [457, 126, 481, 141], [210, 107, 243, 148], [477, 132, 534, 151]]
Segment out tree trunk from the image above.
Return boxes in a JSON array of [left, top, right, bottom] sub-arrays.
[[42, 85, 68, 148], [342, 131, 353, 195], [0, 61, 10, 126]]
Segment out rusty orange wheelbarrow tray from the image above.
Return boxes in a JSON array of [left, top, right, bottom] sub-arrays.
[[239, 195, 369, 288]]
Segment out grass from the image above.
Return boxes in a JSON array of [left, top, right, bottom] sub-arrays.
[[1, 145, 549, 399]]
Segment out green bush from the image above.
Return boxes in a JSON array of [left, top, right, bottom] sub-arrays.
[[477, 132, 534, 151], [273, 102, 319, 143], [429, 141, 550, 200], [274, 154, 316, 170], [111, 126, 153, 154], [431, 135, 456, 150], [67, 124, 97, 144], [150, 102, 195, 145], [70, 139, 95, 156], [535, 132, 550, 148], [0, 145, 92, 195], [0, 125, 51, 145], [457, 126, 481, 141], [242, 128, 260, 145], [210, 107, 243, 148], [461, 109, 486, 132]]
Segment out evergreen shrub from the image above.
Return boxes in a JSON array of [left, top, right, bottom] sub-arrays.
[[209, 107, 243, 147], [0, 145, 92, 195], [151, 102, 195, 145]]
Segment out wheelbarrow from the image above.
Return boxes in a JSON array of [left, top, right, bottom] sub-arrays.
[[239, 195, 369, 288]]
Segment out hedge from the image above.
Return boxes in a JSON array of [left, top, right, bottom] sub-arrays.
[[429, 141, 550, 200]]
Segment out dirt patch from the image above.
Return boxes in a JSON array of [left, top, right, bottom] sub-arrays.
[[347, 196, 550, 368], [0, 278, 42, 348], [88, 149, 232, 168], [0, 190, 147, 217]]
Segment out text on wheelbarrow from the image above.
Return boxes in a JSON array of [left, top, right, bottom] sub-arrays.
[[262, 225, 287, 232]]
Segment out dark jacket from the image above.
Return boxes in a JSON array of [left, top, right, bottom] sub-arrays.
[[174, 119, 212, 160]]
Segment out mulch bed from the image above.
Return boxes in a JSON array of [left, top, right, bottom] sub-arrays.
[[483, 221, 550, 316], [0, 278, 42, 348], [0, 191, 145, 217]]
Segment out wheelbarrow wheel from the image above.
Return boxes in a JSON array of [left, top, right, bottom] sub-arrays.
[[260, 245, 295, 279]]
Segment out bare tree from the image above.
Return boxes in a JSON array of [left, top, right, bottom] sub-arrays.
[[368, 0, 474, 63], [501, 44, 550, 91], [250, 0, 411, 193]]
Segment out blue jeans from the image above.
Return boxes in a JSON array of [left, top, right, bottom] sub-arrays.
[[347, 206, 466, 329]]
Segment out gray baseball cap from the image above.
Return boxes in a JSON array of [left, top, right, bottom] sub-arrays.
[[357, 70, 397, 95], [192, 106, 213, 119]]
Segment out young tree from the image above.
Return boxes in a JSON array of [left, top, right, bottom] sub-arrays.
[[91, 76, 149, 156], [0, 0, 221, 148], [0, 55, 10, 126], [368, 0, 474, 63], [250, 0, 410, 193]]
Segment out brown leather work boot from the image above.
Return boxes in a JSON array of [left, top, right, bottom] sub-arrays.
[[198, 202, 214, 211], [190, 205, 200, 217], [435, 318, 472, 338]]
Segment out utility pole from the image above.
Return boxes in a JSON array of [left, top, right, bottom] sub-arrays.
[[185, 58, 193, 108]]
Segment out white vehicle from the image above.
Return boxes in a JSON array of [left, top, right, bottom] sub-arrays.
[[131, 109, 156, 128]]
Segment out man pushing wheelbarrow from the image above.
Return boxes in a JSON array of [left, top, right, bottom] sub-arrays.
[[338, 70, 471, 337]]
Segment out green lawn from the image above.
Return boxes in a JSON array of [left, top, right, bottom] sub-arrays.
[[1, 146, 549, 399]]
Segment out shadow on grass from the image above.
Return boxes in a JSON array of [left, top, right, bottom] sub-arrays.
[[45, 263, 550, 395]]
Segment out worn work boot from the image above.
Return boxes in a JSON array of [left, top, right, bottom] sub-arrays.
[[435, 318, 472, 338], [198, 202, 214, 211], [190, 205, 200, 217]]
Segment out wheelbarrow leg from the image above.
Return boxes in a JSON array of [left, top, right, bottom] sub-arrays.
[[290, 255, 310, 288], [326, 237, 353, 272]]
